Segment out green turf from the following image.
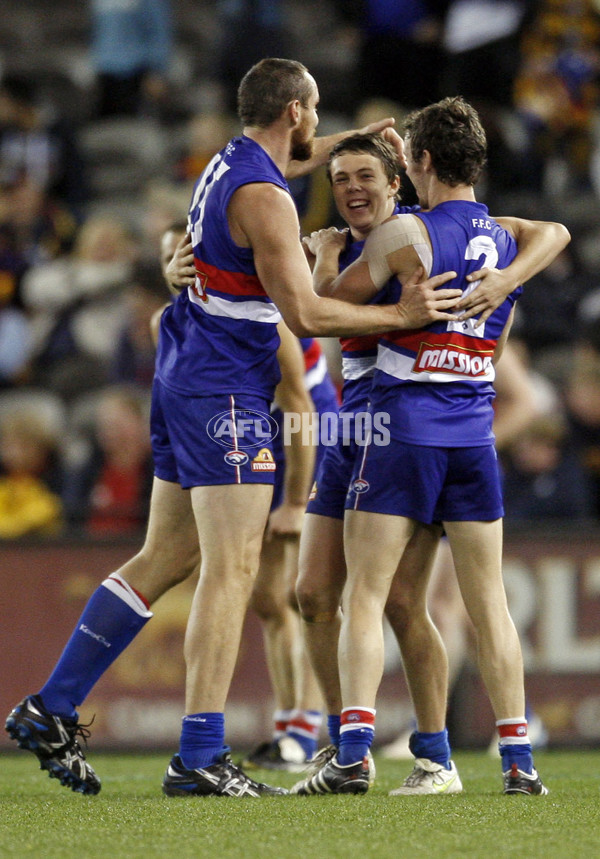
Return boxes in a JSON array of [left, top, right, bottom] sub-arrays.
[[1, 750, 599, 858]]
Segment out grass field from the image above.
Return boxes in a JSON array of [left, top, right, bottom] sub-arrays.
[[1, 749, 599, 858]]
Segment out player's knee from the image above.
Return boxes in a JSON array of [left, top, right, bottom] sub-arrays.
[[296, 584, 338, 623], [250, 587, 285, 622]]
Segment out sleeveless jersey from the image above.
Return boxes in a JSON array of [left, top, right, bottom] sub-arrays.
[[372, 200, 520, 447], [338, 204, 416, 415], [155, 136, 286, 399]]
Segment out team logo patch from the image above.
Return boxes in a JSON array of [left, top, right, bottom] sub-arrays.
[[251, 448, 276, 472], [207, 408, 279, 450], [352, 478, 370, 494], [224, 450, 249, 467]]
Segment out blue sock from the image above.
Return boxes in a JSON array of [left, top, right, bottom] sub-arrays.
[[409, 729, 451, 769], [500, 743, 533, 774], [179, 713, 226, 769], [38, 575, 152, 719], [328, 714, 340, 748], [338, 708, 375, 765], [338, 727, 374, 765]]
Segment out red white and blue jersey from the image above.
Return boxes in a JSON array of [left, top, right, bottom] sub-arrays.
[[372, 200, 520, 447], [155, 136, 286, 400], [339, 204, 416, 415]]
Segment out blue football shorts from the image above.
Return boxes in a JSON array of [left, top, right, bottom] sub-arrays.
[[151, 378, 277, 489], [270, 372, 340, 511], [306, 433, 357, 520], [345, 438, 504, 523]]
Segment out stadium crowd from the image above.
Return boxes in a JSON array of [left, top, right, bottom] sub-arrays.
[[1, 0, 600, 539]]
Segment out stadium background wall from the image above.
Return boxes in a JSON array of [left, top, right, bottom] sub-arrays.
[[1, 532, 599, 751]]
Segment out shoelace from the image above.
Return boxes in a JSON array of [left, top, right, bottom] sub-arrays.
[[303, 744, 336, 776]]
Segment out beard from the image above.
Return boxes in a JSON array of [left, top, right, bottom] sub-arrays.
[[291, 127, 314, 162]]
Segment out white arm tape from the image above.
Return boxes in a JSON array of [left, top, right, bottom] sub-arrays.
[[363, 215, 433, 286]]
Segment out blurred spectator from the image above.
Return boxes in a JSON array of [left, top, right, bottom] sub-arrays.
[[565, 314, 600, 517], [140, 179, 192, 260], [215, 0, 294, 113], [502, 411, 595, 522], [21, 215, 136, 400], [173, 111, 237, 184], [0, 407, 64, 538], [0, 71, 88, 227], [514, 0, 600, 195], [112, 259, 170, 389], [90, 0, 173, 120], [336, 0, 447, 109], [439, 0, 535, 202], [509, 242, 596, 385], [0, 224, 32, 388], [441, 0, 531, 107], [63, 386, 153, 535]]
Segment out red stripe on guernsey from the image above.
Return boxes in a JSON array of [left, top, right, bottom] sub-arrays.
[[382, 328, 497, 355], [340, 708, 376, 732], [192, 257, 268, 299], [302, 338, 322, 372], [340, 333, 379, 353]]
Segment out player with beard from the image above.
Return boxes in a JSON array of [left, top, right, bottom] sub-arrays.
[[6, 58, 464, 798]]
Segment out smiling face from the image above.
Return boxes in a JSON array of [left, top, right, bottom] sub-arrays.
[[329, 150, 400, 240]]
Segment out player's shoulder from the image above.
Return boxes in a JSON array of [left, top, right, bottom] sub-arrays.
[[365, 213, 425, 254]]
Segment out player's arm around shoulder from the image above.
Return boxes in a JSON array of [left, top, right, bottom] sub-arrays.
[[231, 182, 459, 336], [456, 217, 571, 323], [326, 214, 426, 305]]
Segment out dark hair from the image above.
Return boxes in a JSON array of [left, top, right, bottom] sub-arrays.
[[130, 259, 169, 299], [164, 218, 188, 236], [237, 58, 313, 127], [404, 96, 487, 187], [327, 133, 400, 187]]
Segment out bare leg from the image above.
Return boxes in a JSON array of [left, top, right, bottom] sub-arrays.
[[385, 524, 447, 733], [296, 513, 346, 715], [444, 519, 526, 719], [341, 510, 416, 707], [121, 477, 200, 603], [251, 534, 297, 710], [426, 539, 470, 691], [185, 483, 272, 713]]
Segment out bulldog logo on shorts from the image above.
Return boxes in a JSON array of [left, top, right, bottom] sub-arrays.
[[224, 450, 249, 467], [352, 478, 370, 494]]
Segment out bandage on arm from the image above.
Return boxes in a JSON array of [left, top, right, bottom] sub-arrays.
[[362, 215, 433, 286]]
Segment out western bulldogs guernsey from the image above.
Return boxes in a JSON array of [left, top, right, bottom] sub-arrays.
[[338, 204, 415, 415], [372, 200, 520, 447], [155, 136, 285, 400]]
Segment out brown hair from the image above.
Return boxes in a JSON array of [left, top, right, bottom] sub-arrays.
[[404, 96, 487, 187], [237, 58, 313, 128], [327, 132, 400, 188]]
